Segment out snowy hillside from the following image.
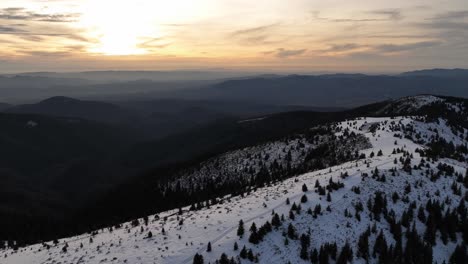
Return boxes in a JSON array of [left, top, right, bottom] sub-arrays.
[[165, 126, 370, 195], [376, 95, 468, 120], [1, 115, 467, 264]]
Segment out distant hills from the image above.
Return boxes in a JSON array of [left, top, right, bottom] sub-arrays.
[[6, 96, 137, 124], [1, 68, 467, 105], [190, 72, 468, 107], [0, 102, 10, 111], [400, 68, 468, 77]]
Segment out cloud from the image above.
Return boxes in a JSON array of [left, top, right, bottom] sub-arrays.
[[431, 10, 468, 20], [231, 24, 277, 36], [0, 7, 79, 23], [15, 45, 87, 57], [0, 19, 91, 44], [138, 38, 171, 50], [368, 9, 403, 21], [230, 24, 279, 45], [421, 21, 468, 31], [420, 10, 468, 32], [276, 48, 306, 58], [0, 25, 24, 33], [312, 9, 403, 23], [325, 43, 361, 52], [374, 41, 441, 53]]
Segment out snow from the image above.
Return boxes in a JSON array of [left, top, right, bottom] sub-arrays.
[[2, 116, 466, 264], [25, 120, 38, 128], [395, 95, 444, 110], [238, 117, 268, 123], [378, 95, 445, 115]]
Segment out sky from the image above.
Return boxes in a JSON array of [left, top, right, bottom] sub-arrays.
[[0, 0, 467, 73]]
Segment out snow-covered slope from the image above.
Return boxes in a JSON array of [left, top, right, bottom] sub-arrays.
[[166, 126, 370, 194], [375, 95, 468, 120], [1, 116, 467, 264]]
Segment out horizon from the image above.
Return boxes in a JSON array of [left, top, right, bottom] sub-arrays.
[[1, 0, 468, 72], [2, 67, 467, 77]]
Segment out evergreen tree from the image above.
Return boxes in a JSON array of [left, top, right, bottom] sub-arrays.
[[287, 223, 297, 239], [450, 244, 467, 264], [207, 242, 212, 252], [240, 246, 247, 259], [219, 253, 229, 264], [248, 223, 259, 244], [247, 249, 254, 261], [357, 230, 369, 261], [271, 213, 281, 228], [310, 248, 319, 264], [299, 233, 310, 260], [237, 220, 244, 238], [289, 210, 295, 220], [337, 242, 353, 264], [193, 253, 204, 264]]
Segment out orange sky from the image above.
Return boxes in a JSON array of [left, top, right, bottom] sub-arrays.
[[1, 0, 467, 73]]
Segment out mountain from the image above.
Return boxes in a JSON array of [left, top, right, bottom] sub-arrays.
[[181, 73, 468, 107], [401, 68, 468, 78], [2, 69, 468, 107], [0, 112, 138, 235], [8, 70, 256, 82], [0, 99, 355, 246], [6, 96, 138, 124], [2, 95, 466, 263], [0, 102, 10, 111]]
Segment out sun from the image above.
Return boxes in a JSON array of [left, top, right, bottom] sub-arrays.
[[80, 1, 161, 55]]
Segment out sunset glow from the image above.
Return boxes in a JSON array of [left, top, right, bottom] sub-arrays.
[[0, 0, 467, 72]]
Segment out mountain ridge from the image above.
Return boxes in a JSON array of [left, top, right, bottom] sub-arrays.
[[2, 96, 466, 263]]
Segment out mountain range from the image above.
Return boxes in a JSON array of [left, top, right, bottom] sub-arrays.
[[1, 69, 467, 105], [0, 93, 466, 263]]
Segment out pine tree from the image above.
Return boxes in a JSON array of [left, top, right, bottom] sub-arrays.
[[310, 248, 319, 264], [301, 194, 308, 203], [219, 253, 229, 264], [249, 223, 259, 244], [250, 222, 257, 233], [237, 220, 245, 238], [272, 213, 281, 228], [319, 246, 329, 264], [289, 210, 295, 220], [450, 244, 467, 264], [337, 242, 353, 264], [357, 230, 369, 261], [240, 246, 247, 259], [287, 223, 297, 239], [373, 230, 387, 258], [207, 242, 212, 252], [193, 253, 204, 264], [300, 246, 309, 260], [424, 216, 436, 245], [247, 249, 254, 261], [233, 242, 238, 251], [302, 183, 308, 192], [299, 233, 310, 259], [417, 206, 426, 223]]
